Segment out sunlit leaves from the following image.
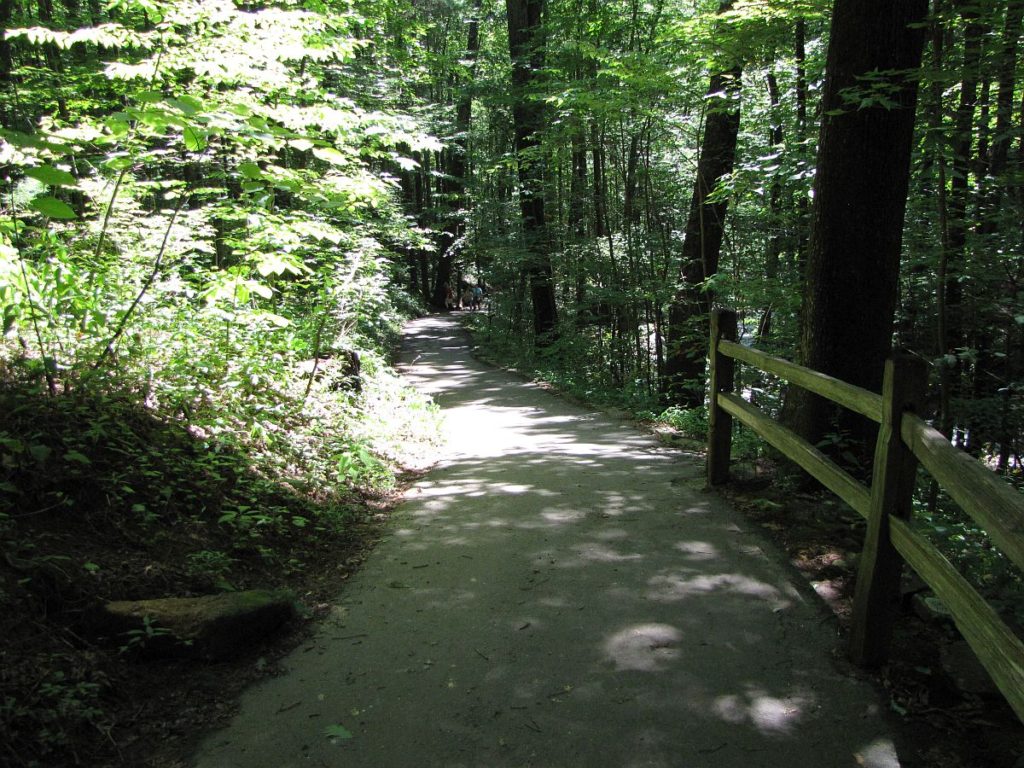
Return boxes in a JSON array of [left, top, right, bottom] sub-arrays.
[[183, 126, 208, 152], [4, 23, 151, 50], [238, 162, 263, 180], [29, 196, 77, 219], [312, 146, 349, 166], [23, 166, 78, 188]]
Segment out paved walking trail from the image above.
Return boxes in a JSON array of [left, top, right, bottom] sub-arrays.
[[193, 315, 905, 768]]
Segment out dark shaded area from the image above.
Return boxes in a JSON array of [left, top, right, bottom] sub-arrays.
[[0, 371, 372, 766]]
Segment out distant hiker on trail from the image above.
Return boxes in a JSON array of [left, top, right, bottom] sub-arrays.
[[472, 284, 483, 310], [444, 283, 455, 311], [461, 286, 473, 310]]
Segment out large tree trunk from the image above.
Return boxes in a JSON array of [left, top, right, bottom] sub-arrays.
[[507, 0, 558, 341], [785, 0, 928, 460], [661, 63, 741, 407]]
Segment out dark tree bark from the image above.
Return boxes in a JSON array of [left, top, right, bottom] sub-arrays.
[[785, 0, 928, 459], [431, 0, 483, 309], [570, 126, 588, 309], [507, 0, 558, 341], [0, 0, 15, 129], [793, 18, 810, 283], [944, 4, 984, 356], [758, 69, 784, 344], [661, 63, 742, 407], [992, 0, 1023, 178]]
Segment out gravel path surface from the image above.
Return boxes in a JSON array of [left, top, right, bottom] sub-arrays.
[[193, 314, 905, 768]]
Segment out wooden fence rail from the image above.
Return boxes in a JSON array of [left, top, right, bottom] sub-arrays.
[[706, 308, 1024, 722]]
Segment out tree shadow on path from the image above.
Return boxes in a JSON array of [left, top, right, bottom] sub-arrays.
[[193, 315, 906, 768]]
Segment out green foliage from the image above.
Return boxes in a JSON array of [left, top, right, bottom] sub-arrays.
[[0, 666, 108, 763], [118, 615, 179, 656], [0, 0, 445, 763], [654, 405, 708, 438], [914, 485, 1024, 628]]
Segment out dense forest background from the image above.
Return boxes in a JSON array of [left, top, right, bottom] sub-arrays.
[[1, 0, 1022, 764]]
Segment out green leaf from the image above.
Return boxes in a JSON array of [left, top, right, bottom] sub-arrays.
[[238, 161, 263, 180], [63, 450, 91, 464], [134, 89, 165, 103], [1, 129, 71, 153], [184, 126, 207, 152], [324, 724, 353, 740], [29, 444, 52, 462], [167, 95, 204, 116], [312, 147, 347, 166], [24, 165, 78, 188], [102, 155, 134, 172], [29, 196, 77, 219]]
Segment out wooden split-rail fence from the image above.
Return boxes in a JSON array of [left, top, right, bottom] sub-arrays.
[[707, 308, 1024, 722]]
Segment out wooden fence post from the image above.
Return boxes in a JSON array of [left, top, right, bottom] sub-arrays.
[[707, 308, 737, 486], [849, 353, 927, 667]]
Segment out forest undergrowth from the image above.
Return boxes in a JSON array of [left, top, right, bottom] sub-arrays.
[[0, 315, 441, 767]]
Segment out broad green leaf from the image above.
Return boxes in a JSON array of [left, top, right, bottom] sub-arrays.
[[102, 155, 134, 172], [324, 724, 353, 740], [24, 165, 78, 188], [1, 129, 71, 153], [134, 89, 165, 103], [249, 281, 273, 299], [259, 312, 291, 328], [63, 450, 91, 464], [183, 126, 207, 152], [312, 147, 347, 166], [167, 95, 204, 115], [239, 161, 263, 180], [29, 444, 52, 462], [29, 196, 77, 219], [105, 115, 132, 136]]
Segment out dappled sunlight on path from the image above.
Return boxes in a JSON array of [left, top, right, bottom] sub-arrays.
[[193, 315, 905, 768]]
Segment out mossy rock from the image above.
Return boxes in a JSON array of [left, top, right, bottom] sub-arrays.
[[94, 589, 296, 660]]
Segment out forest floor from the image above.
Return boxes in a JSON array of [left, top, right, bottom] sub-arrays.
[[3, 313, 1022, 767]]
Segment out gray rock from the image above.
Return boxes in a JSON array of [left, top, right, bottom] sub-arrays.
[[911, 592, 954, 624], [95, 589, 295, 660]]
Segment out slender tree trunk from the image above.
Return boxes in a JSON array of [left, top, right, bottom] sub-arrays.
[[661, 60, 742, 407], [0, 0, 15, 129], [945, 5, 984, 361], [507, 0, 557, 341], [784, 0, 928, 462], [794, 17, 810, 276], [991, 1, 1023, 178], [431, 0, 483, 309], [36, 0, 68, 120], [570, 125, 588, 310], [759, 69, 784, 344]]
